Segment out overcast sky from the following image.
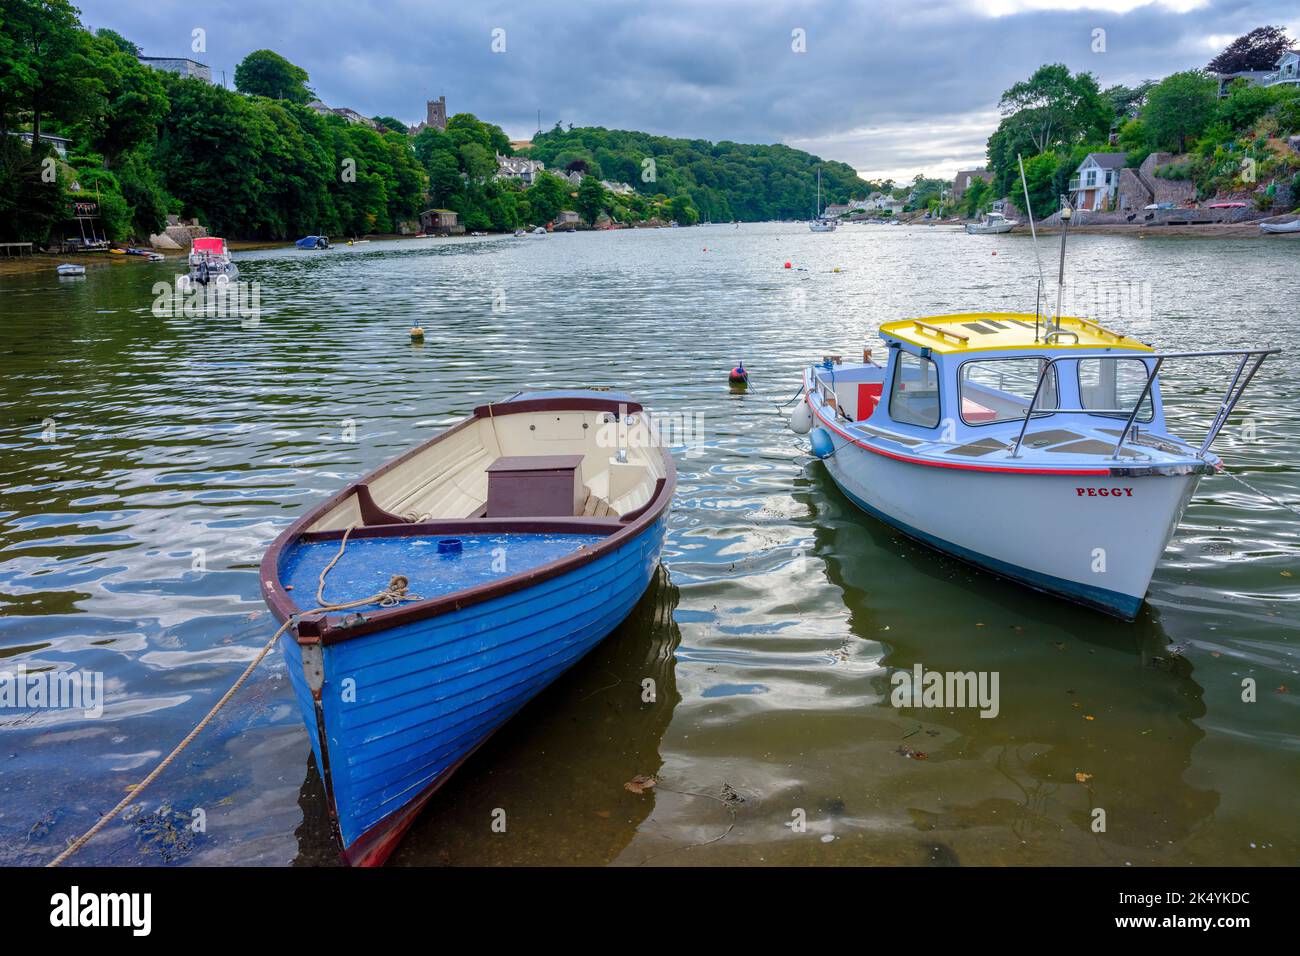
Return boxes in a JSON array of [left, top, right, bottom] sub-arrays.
[[81, 0, 1299, 183]]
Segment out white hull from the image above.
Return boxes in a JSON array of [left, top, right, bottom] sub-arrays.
[[819, 425, 1199, 618], [965, 220, 1016, 234], [1260, 220, 1300, 234]]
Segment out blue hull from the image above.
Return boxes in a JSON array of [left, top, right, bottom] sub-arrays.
[[279, 516, 668, 863]]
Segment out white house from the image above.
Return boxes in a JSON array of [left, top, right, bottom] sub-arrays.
[[495, 153, 546, 186], [601, 180, 635, 196], [1069, 152, 1126, 212], [1264, 50, 1300, 89]]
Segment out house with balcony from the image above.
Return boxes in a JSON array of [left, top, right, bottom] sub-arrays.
[[1262, 49, 1300, 89], [1069, 153, 1127, 211], [1216, 49, 1300, 96]]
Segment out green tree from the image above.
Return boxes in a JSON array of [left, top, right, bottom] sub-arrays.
[[0, 0, 102, 148], [1020, 151, 1060, 220], [997, 64, 1111, 155], [525, 172, 568, 224], [371, 115, 407, 134], [234, 49, 313, 103], [576, 175, 607, 224], [1144, 70, 1217, 152]]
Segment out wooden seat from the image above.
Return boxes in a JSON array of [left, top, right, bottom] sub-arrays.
[[581, 493, 613, 518]]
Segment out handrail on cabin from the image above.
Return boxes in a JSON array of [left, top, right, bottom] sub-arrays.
[[911, 321, 969, 344], [1007, 348, 1280, 460]]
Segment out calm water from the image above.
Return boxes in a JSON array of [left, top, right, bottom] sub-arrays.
[[0, 225, 1296, 866]]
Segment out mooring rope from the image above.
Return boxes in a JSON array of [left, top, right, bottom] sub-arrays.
[[49, 525, 420, 867], [47, 617, 292, 867], [1220, 471, 1300, 519]]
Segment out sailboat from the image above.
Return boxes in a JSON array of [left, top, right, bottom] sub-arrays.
[[809, 168, 837, 232]]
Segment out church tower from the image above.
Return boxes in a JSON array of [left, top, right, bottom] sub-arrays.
[[427, 96, 446, 131]]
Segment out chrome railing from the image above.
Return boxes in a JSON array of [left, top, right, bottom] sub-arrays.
[[1008, 348, 1280, 460]]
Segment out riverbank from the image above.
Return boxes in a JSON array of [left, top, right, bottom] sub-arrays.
[[1029, 221, 1300, 238]]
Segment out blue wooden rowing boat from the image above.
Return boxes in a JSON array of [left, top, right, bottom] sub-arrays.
[[260, 390, 674, 864]]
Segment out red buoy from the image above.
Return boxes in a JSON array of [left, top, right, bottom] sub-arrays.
[[784, 261, 792, 269]]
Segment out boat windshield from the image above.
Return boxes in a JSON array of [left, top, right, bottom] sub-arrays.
[[1078, 357, 1154, 422], [959, 357, 1058, 425]]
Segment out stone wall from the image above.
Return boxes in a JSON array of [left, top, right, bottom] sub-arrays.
[[1140, 152, 1196, 206]]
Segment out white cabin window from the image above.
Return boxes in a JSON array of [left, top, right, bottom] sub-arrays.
[[1077, 358, 1154, 422], [889, 351, 941, 428], [958, 358, 1058, 425]]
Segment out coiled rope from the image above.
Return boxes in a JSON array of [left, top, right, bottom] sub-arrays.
[[49, 525, 418, 867]]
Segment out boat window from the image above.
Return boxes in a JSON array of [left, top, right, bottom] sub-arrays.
[[889, 351, 941, 428], [1077, 358, 1154, 422], [958, 358, 1058, 426]]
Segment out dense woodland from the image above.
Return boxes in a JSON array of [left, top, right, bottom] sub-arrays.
[[0, 1, 888, 243], [3, 3, 1297, 244]]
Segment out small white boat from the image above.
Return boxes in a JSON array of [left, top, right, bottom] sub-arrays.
[[1259, 219, 1300, 234], [56, 263, 85, 276], [188, 237, 238, 284], [513, 229, 526, 237], [965, 212, 1018, 234], [531, 227, 547, 236], [792, 315, 1277, 619]]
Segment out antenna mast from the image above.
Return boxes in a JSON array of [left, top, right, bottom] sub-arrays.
[[1053, 195, 1073, 329], [1017, 154, 1045, 343]]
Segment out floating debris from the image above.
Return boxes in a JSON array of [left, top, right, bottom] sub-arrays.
[[624, 774, 656, 795]]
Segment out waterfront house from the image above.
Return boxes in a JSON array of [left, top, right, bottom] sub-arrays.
[[418, 208, 464, 235], [137, 55, 211, 83], [823, 203, 851, 218], [495, 153, 546, 186], [1069, 153, 1126, 211], [554, 210, 580, 227]]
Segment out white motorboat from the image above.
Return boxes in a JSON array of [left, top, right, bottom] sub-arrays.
[[965, 212, 1018, 234], [186, 236, 238, 285], [791, 315, 1277, 619], [1259, 219, 1300, 234], [56, 263, 85, 276]]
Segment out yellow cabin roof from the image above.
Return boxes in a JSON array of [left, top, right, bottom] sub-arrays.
[[880, 313, 1152, 354]]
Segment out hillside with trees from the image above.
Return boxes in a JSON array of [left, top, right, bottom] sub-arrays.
[[0, 0, 891, 244], [520, 125, 887, 222], [984, 27, 1300, 219]]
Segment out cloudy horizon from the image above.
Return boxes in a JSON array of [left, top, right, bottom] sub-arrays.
[[80, 0, 1300, 184]]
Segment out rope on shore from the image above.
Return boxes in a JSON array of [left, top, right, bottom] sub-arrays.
[[50, 526, 420, 867]]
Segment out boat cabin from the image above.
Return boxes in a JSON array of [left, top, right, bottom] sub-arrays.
[[806, 313, 1196, 467]]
